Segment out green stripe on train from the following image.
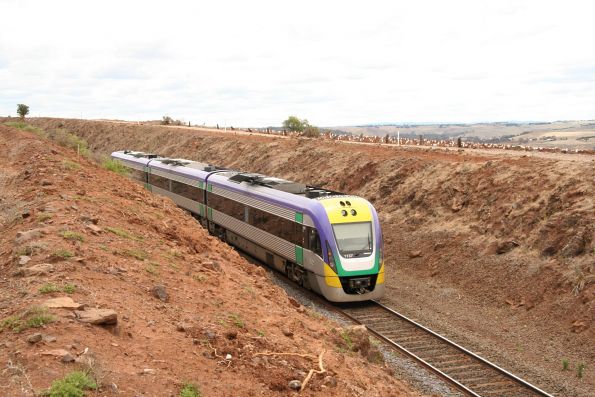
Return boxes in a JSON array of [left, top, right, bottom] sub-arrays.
[[294, 246, 303, 265], [294, 212, 303, 223]]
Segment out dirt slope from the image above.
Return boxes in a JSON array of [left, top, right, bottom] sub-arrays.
[[19, 117, 594, 396], [0, 124, 420, 396]]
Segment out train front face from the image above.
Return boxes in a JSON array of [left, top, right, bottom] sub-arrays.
[[316, 197, 385, 302]]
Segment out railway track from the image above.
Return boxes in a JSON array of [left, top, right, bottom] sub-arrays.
[[339, 301, 554, 397]]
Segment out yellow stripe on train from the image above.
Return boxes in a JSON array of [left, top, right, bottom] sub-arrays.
[[319, 197, 372, 224]]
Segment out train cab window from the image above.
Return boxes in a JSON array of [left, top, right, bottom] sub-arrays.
[[307, 228, 322, 257], [149, 173, 170, 190], [171, 180, 204, 203]]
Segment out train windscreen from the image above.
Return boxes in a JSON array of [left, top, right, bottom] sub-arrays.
[[332, 222, 373, 258]]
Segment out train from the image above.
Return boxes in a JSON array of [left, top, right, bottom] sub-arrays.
[[111, 150, 385, 302]]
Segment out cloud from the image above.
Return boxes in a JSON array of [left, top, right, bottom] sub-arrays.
[[0, 0, 594, 126]]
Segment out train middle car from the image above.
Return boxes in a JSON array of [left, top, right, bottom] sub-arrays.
[[111, 150, 385, 302]]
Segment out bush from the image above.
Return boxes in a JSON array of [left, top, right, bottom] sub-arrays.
[[49, 129, 89, 156], [46, 371, 97, 397], [101, 158, 129, 175], [17, 104, 29, 119], [0, 306, 55, 333], [179, 383, 201, 397]]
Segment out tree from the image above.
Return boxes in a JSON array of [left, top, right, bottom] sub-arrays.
[[282, 116, 308, 133], [162, 115, 173, 125], [17, 104, 29, 119], [302, 125, 320, 138]]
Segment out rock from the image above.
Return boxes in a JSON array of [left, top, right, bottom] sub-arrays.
[[15, 229, 44, 244], [85, 224, 102, 235], [27, 333, 43, 344], [18, 256, 31, 266], [43, 335, 57, 343], [13, 263, 54, 277], [560, 234, 586, 257], [288, 297, 301, 308], [204, 330, 217, 341], [176, 322, 190, 332], [141, 368, 156, 375], [61, 353, 75, 363], [151, 285, 169, 302], [202, 261, 222, 272], [323, 375, 337, 388], [288, 380, 302, 390], [41, 180, 52, 186], [408, 250, 422, 258], [80, 215, 99, 225], [75, 308, 118, 325], [43, 297, 84, 310], [282, 327, 294, 338], [41, 349, 71, 359], [496, 240, 519, 255]]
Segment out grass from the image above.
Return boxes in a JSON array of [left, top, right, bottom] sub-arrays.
[[118, 248, 148, 261], [256, 330, 265, 337], [44, 371, 97, 397], [63, 283, 77, 294], [179, 383, 201, 397], [4, 121, 47, 138], [192, 274, 206, 282], [145, 263, 159, 275], [49, 128, 90, 157], [62, 159, 80, 170], [340, 330, 354, 351], [562, 359, 569, 370], [577, 363, 586, 378], [60, 230, 85, 242], [101, 158, 129, 175], [0, 306, 55, 333], [52, 249, 74, 259], [105, 226, 142, 241], [37, 212, 53, 222], [229, 313, 245, 328], [39, 283, 61, 294]]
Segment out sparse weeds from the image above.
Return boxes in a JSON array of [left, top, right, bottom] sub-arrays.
[[0, 306, 55, 333], [192, 274, 206, 282], [256, 330, 265, 337], [105, 226, 132, 239], [51, 249, 74, 259], [60, 230, 85, 242], [45, 370, 97, 397], [562, 359, 569, 370], [340, 330, 354, 351], [37, 212, 53, 223], [145, 263, 159, 275], [179, 382, 201, 397], [38, 283, 61, 294], [577, 363, 586, 378], [62, 159, 80, 171], [15, 242, 47, 257], [229, 313, 245, 328], [4, 122, 47, 138], [49, 128, 90, 157], [63, 283, 77, 294], [101, 158, 129, 175], [119, 248, 148, 261]]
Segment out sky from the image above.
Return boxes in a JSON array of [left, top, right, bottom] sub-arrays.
[[1, 0, 594, 127]]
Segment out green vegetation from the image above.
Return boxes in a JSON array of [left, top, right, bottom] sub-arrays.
[[49, 128, 89, 157], [192, 274, 206, 282], [105, 226, 133, 239], [37, 212, 53, 222], [282, 115, 320, 137], [577, 363, 586, 378], [117, 248, 148, 261], [562, 359, 569, 370], [256, 330, 265, 337], [0, 306, 55, 333], [60, 230, 85, 242], [17, 104, 29, 119], [179, 383, 201, 397], [101, 158, 129, 175], [340, 330, 354, 351], [39, 283, 61, 294], [4, 121, 47, 137], [45, 371, 97, 397], [145, 263, 159, 275], [62, 160, 80, 170], [229, 313, 245, 328], [63, 283, 77, 294], [52, 249, 74, 259]]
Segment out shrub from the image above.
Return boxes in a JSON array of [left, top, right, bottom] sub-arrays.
[[39, 283, 61, 294], [63, 283, 77, 294], [52, 249, 74, 259], [0, 306, 55, 333], [101, 158, 129, 175], [17, 104, 29, 119], [60, 230, 85, 242], [46, 371, 97, 397], [179, 383, 201, 397], [49, 129, 89, 157]]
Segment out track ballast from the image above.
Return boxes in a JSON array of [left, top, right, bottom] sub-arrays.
[[340, 301, 554, 397]]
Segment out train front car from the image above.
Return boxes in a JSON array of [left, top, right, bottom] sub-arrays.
[[311, 196, 384, 302]]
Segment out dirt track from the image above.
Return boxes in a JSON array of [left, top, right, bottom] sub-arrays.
[[13, 118, 595, 396]]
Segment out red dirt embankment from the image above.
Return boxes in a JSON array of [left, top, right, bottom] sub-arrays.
[[20, 117, 594, 396], [0, 124, 420, 396]]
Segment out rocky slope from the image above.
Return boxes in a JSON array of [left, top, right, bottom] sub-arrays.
[[0, 124, 420, 396], [12, 117, 595, 396]]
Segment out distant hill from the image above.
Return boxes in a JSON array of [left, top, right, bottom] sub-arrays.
[[329, 120, 595, 149]]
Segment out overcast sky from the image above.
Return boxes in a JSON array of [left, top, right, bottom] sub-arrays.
[[1, 0, 594, 127]]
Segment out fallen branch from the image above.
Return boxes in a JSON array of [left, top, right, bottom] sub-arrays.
[[253, 352, 317, 360], [300, 350, 326, 392]]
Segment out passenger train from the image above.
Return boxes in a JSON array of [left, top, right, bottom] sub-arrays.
[[111, 150, 385, 302]]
